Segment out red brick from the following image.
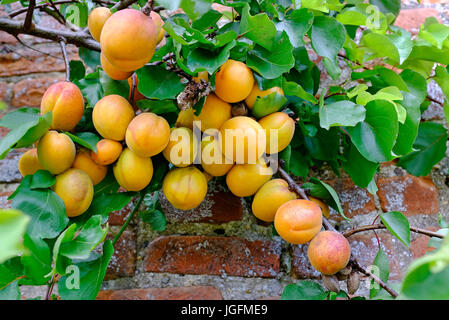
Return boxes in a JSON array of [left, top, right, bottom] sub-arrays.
[[291, 244, 321, 279], [11, 77, 63, 108], [410, 227, 439, 259], [395, 8, 441, 33], [325, 178, 376, 219], [0, 31, 18, 45], [97, 286, 223, 300], [0, 82, 9, 103], [377, 175, 439, 216], [144, 236, 281, 278], [108, 198, 136, 226], [105, 230, 137, 280], [0, 192, 12, 209]]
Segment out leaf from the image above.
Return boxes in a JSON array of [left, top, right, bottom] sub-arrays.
[[0, 281, 20, 300], [283, 81, 317, 104], [370, 249, 390, 298], [69, 60, 86, 82], [76, 71, 103, 107], [387, 26, 413, 65], [0, 108, 40, 129], [155, 0, 180, 11], [380, 211, 411, 248], [21, 234, 52, 285], [239, 3, 277, 50], [64, 132, 100, 152], [319, 101, 366, 130], [370, 0, 401, 16], [281, 281, 327, 300], [78, 47, 100, 72], [51, 224, 77, 276], [252, 92, 288, 119], [303, 178, 346, 219], [276, 9, 314, 47], [361, 32, 400, 64], [136, 65, 185, 100], [342, 142, 379, 189], [186, 40, 236, 74], [58, 240, 114, 300], [311, 16, 346, 62], [0, 209, 30, 264], [139, 209, 167, 232], [180, 0, 212, 20], [99, 70, 129, 99], [137, 99, 178, 115], [397, 122, 448, 176], [29, 170, 56, 189]]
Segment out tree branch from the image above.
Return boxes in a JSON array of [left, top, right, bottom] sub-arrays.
[[343, 223, 445, 239], [58, 37, 70, 81], [351, 260, 398, 298], [112, 0, 140, 10], [23, 0, 36, 31]]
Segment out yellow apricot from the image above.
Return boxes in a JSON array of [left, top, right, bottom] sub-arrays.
[[219, 116, 266, 164], [252, 179, 297, 222], [310, 196, 330, 219], [226, 158, 273, 197], [37, 131, 76, 175], [53, 168, 93, 217], [215, 60, 254, 103], [176, 108, 195, 130], [150, 11, 165, 44], [162, 166, 208, 210], [274, 199, 323, 245], [125, 112, 170, 157], [92, 95, 134, 141], [100, 9, 158, 72], [258, 112, 295, 154], [162, 127, 198, 167], [245, 84, 284, 109], [72, 150, 107, 185], [113, 148, 153, 191], [101, 52, 133, 81], [201, 134, 233, 177], [91, 139, 123, 165], [88, 7, 112, 42], [193, 71, 209, 84], [18, 148, 43, 176], [40, 81, 84, 131], [196, 93, 232, 131]]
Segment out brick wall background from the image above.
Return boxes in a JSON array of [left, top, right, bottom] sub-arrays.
[[1, 0, 449, 300]]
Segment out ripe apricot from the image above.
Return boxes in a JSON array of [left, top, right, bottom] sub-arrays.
[[18, 148, 43, 176], [162, 127, 198, 167], [100, 9, 158, 72], [193, 71, 209, 84], [162, 166, 208, 210], [196, 94, 231, 131], [125, 112, 170, 157], [310, 197, 330, 219], [258, 112, 295, 154], [101, 52, 133, 80], [201, 134, 233, 177], [150, 11, 165, 44], [88, 7, 112, 42], [226, 158, 272, 197], [53, 168, 93, 217], [113, 148, 153, 191], [307, 231, 351, 275], [245, 84, 284, 109], [91, 139, 122, 165], [72, 150, 107, 185], [175, 108, 195, 130], [37, 131, 76, 175], [215, 60, 254, 103], [252, 179, 297, 222], [40, 81, 84, 131], [92, 95, 134, 141], [219, 116, 266, 164], [274, 199, 322, 244]]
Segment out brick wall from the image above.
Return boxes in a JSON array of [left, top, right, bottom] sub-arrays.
[[2, 1, 449, 300]]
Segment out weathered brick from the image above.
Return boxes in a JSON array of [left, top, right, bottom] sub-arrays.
[[0, 31, 18, 45], [0, 82, 9, 104], [11, 77, 62, 107], [291, 244, 321, 279], [105, 230, 137, 280], [0, 150, 23, 183], [410, 227, 439, 259], [144, 236, 281, 278], [97, 286, 223, 300], [108, 198, 136, 226], [395, 8, 441, 32], [0, 191, 12, 209], [377, 175, 439, 216]]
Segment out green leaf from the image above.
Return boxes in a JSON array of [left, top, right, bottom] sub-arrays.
[[361, 32, 400, 63], [281, 281, 327, 300], [140, 209, 167, 232], [155, 0, 180, 11], [252, 92, 288, 119], [180, 0, 212, 20], [76, 71, 103, 107], [58, 240, 114, 300], [397, 122, 448, 176], [64, 131, 100, 152], [69, 60, 86, 82], [186, 40, 236, 74], [311, 16, 346, 62], [239, 3, 277, 50], [29, 170, 56, 189], [370, 249, 390, 298], [0, 209, 30, 264], [99, 70, 129, 99], [303, 178, 346, 219], [283, 81, 317, 104], [346, 100, 399, 163], [79, 47, 100, 72], [0, 108, 40, 129], [136, 65, 185, 100], [380, 211, 411, 248], [342, 143, 379, 189], [289, 147, 310, 178], [21, 234, 52, 285], [51, 224, 77, 276], [319, 101, 365, 130], [276, 9, 314, 47], [387, 26, 413, 65], [137, 99, 178, 115], [370, 0, 401, 16]]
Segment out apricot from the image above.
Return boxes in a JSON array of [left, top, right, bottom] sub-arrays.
[[53, 168, 93, 217], [72, 150, 107, 185], [258, 112, 295, 154], [252, 179, 297, 222], [125, 112, 170, 157], [40, 81, 84, 131], [101, 52, 133, 81], [162, 127, 198, 167], [37, 131, 76, 175], [201, 134, 233, 177], [91, 139, 123, 165], [245, 84, 284, 109], [226, 158, 272, 197], [18, 148, 43, 176], [274, 199, 322, 245], [219, 116, 266, 164], [196, 94, 231, 131], [92, 95, 134, 141], [88, 7, 112, 42], [150, 11, 165, 44], [307, 231, 351, 275], [310, 197, 330, 219], [215, 60, 254, 103], [113, 148, 153, 191], [100, 9, 158, 72], [193, 71, 209, 84], [162, 166, 208, 210], [175, 108, 195, 130]]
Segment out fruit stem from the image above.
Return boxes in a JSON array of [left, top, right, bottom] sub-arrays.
[[112, 193, 145, 246], [58, 36, 70, 82]]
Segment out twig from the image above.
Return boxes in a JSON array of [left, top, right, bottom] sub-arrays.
[[343, 223, 445, 239], [426, 95, 445, 107], [45, 275, 58, 300], [23, 0, 36, 31], [141, 0, 154, 16], [112, 194, 144, 246], [351, 260, 399, 298], [112, 0, 139, 10], [13, 34, 63, 60], [48, 0, 67, 24], [58, 37, 70, 81], [129, 73, 137, 104]]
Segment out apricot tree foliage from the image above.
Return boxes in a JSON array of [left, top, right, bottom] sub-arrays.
[[0, 0, 448, 300]]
